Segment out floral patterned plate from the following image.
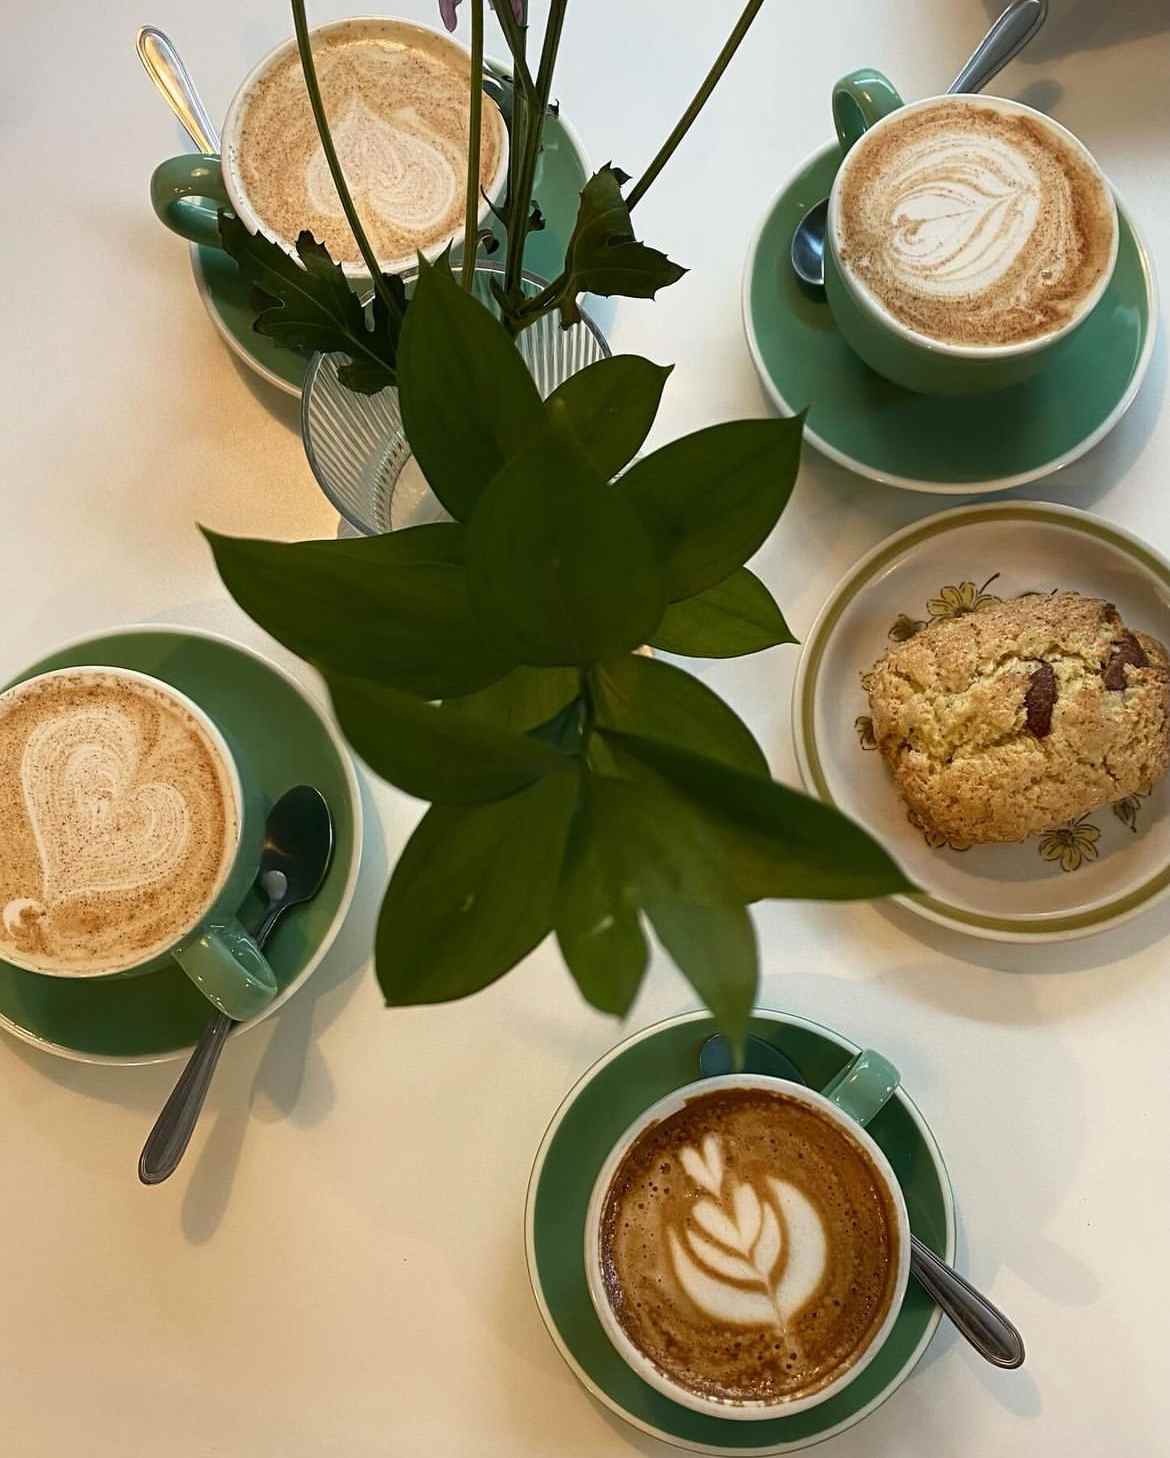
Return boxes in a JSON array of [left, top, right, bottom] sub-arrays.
[[793, 502, 1170, 941]]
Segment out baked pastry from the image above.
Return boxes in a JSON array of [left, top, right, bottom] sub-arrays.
[[862, 592, 1170, 845]]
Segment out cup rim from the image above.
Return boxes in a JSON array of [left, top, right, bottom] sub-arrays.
[[582, 1071, 913, 1423], [827, 91, 1121, 361], [0, 664, 244, 979], [219, 14, 510, 279]]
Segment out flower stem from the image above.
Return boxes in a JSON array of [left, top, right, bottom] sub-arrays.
[[290, 0, 402, 320], [626, 0, 767, 212], [461, 0, 486, 290]]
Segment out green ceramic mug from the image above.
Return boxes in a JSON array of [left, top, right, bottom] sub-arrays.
[[150, 17, 509, 279], [0, 666, 277, 1021], [584, 1054, 911, 1420], [824, 70, 1120, 395]]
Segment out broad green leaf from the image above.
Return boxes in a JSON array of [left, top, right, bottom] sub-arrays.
[[621, 416, 805, 600], [441, 666, 580, 732], [551, 165, 687, 326], [376, 771, 578, 1005], [555, 776, 649, 1016], [219, 215, 402, 393], [203, 523, 514, 699], [591, 654, 768, 777], [546, 355, 673, 481], [323, 668, 571, 803], [396, 253, 544, 520], [650, 568, 796, 658], [598, 729, 915, 903], [646, 899, 758, 1048], [467, 417, 666, 666]]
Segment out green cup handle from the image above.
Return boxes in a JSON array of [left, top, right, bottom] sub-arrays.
[[832, 68, 905, 156], [150, 154, 230, 250], [820, 1048, 900, 1126], [171, 917, 278, 1021]]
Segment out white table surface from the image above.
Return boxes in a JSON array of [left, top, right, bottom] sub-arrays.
[[3, 1, 1169, 1453]]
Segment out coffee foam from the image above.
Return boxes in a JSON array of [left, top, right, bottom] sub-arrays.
[[235, 19, 504, 267], [600, 1089, 900, 1404], [836, 100, 1116, 347], [0, 671, 237, 975]]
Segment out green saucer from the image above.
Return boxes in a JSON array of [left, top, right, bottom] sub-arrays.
[[0, 627, 361, 1065], [742, 143, 1157, 494], [525, 1010, 954, 1455], [191, 109, 593, 398]]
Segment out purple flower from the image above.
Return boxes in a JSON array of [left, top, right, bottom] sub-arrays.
[[440, 0, 523, 33]]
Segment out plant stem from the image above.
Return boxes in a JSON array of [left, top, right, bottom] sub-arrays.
[[461, 0, 486, 291], [626, 0, 767, 212], [290, 0, 402, 320]]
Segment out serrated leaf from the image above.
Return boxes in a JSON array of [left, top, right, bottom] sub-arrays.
[[598, 729, 915, 903], [546, 355, 673, 481], [441, 666, 580, 731], [376, 771, 579, 1005], [645, 900, 758, 1048], [466, 416, 666, 665], [553, 165, 687, 326], [203, 523, 514, 699], [555, 775, 649, 1016], [651, 568, 796, 658], [323, 668, 571, 803], [219, 214, 401, 392], [591, 654, 768, 777], [397, 253, 544, 520], [620, 416, 805, 600]]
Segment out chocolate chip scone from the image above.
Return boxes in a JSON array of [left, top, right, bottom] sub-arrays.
[[862, 592, 1170, 844]]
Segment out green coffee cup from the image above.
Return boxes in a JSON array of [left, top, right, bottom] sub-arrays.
[[824, 69, 1119, 395]]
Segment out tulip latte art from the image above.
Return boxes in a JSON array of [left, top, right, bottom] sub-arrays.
[[236, 19, 505, 267], [836, 100, 1116, 347], [0, 671, 236, 974], [599, 1089, 900, 1403]]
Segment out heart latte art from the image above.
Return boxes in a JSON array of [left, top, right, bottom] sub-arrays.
[[235, 19, 504, 268], [599, 1089, 900, 1404], [0, 671, 236, 975], [836, 100, 1116, 347]]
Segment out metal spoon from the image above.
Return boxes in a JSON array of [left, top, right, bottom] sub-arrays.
[[138, 786, 335, 1186], [136, 25, 220, 152], [699, 1033, 1026, 1369], [790, 0, 1049, 289]]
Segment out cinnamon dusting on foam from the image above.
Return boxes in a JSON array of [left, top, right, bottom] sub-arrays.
[[236, 19, 504, 266], [837, 101, 1116, 347]]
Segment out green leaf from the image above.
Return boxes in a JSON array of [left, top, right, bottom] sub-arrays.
[[650, 568, 796, 658], [552, 165, 687, 326], [203, 523, 514, 699], [591, 654, 768, 777], [621, 416, 805, 600], [555, 775, 649, 1017], [376, 771, 578, 1005], [598, 729, 915, 902], [645, 899, 758, 1048], [466, 416, 666, 666], [323, 668, 571, 803], [441, 666, 580, 731], [546, 356, 673, 481], [219, 215, 401, 393], [397, 253, 544, 520]]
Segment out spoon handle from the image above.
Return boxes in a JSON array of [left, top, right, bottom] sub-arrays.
[[135, 25, 221, 153], [138, 1013, 233, 1184], [910, 1233, 1026, 1368], [948, 0, 1048, 95]]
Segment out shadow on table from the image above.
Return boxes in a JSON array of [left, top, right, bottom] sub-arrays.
[[983, 0, 1169, 61], [228, 351, 303, 435]]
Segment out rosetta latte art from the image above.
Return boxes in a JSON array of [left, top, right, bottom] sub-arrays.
[[669, 1133, 827, 1329]]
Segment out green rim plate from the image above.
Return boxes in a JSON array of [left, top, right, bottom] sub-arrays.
[[190, 108, 593, 397], [0, 627, 362, 1064], [525, 1010, 954, 1455], [742, 142, 1157, 493]]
